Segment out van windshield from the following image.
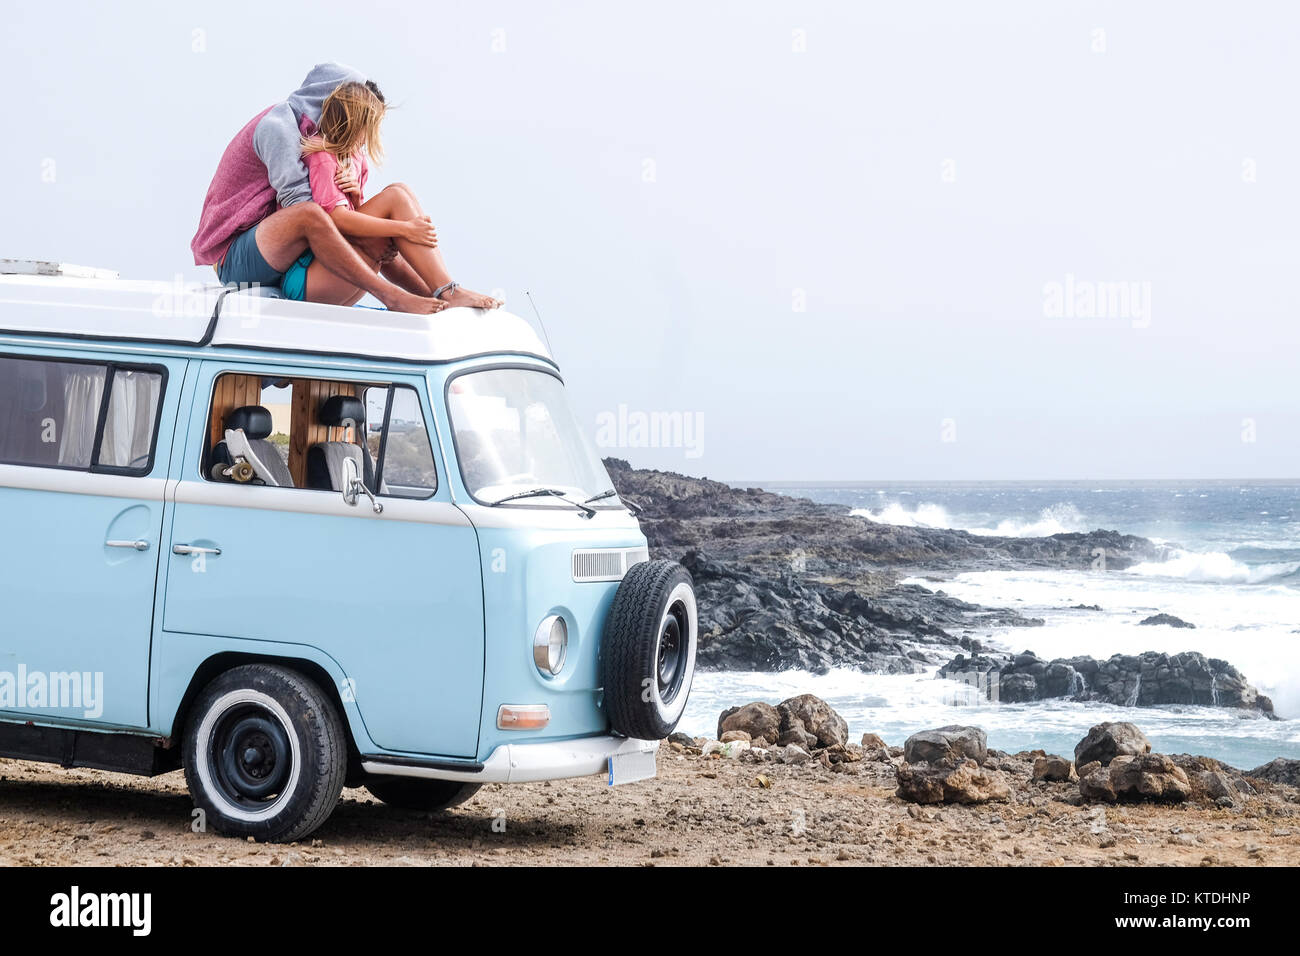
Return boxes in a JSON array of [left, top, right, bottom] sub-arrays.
[[447, 368, 619, 507]]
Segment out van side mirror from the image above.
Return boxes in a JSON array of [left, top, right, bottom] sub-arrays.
[[341, 456, 383, 514]]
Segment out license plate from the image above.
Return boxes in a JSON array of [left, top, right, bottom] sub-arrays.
[[608, 747, 657, 786]]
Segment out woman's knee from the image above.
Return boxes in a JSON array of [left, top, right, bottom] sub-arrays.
[[385, 182, 423, 207]]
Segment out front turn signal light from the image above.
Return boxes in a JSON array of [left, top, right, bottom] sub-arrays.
[[497, 704, 551, 730]]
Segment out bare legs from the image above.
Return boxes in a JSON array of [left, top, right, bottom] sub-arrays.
[[250, 204, 438, 314], [358, 184, 502, 309]]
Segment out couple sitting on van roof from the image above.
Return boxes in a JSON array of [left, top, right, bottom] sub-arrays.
[[191, 63, 501, 314]]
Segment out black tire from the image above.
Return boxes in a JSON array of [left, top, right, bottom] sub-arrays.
[[183, 663, 347, 843], [364, 778, 481, 811], [602, 560, 698, 740]]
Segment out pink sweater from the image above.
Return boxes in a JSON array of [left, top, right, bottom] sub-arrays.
[[191, 107, 275, 266], [190, 109, 318, 266]]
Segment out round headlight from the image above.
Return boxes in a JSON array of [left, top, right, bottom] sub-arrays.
[[533, 615, 568, 676]]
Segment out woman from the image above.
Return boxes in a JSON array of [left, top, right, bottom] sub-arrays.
[[285, 81, 501, 311]]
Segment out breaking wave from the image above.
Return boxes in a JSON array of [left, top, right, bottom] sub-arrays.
[[851, 501, 1087, 538]]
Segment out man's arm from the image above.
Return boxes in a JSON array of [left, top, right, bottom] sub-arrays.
[[252, 104, 313, 207]]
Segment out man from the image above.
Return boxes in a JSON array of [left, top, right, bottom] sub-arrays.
[[191, 63, 438, 314]]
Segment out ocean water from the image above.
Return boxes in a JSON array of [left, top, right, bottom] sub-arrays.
[[679, 481, 1300, 769]]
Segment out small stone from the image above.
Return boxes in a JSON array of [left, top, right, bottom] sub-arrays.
[[781, 744, 812, 765]]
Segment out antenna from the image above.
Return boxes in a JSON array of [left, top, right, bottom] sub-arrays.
[[524, 291, 557, 360]]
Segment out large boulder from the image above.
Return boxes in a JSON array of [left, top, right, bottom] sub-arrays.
[[895, 758, 1011, 805], [776, 694, 849, 749], [717, 702, 782, 743], [1080, 754, 1191, 803], [1074, 721, 1151, 766], [903, 725, 988, 766]]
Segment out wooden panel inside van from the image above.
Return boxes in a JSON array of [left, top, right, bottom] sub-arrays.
[[288, 378, 357, 488]]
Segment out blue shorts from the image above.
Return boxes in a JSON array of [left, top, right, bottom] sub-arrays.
[[280, 251, 314, 301], [216, 225, 283, 289]]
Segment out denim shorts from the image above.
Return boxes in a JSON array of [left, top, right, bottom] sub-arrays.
[[216, 225, 284, 289]]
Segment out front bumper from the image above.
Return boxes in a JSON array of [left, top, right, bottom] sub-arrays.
[[361, 735, 657, 784]]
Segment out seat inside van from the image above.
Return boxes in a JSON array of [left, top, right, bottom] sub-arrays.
[[306, 395, 376, 492], [211, 405, 295, 487]]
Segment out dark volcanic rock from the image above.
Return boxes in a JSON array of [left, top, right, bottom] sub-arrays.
[[1139, 613, 1196, 629], [684, 551, 1000, 673], [938, 649, 1272, 714], [604, 457, 1167, 575], [1247, 758, 1300, 787], [602, 459, 1181, 676]]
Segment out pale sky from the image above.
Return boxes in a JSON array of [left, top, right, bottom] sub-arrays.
[[3, 1, 1297, 481]]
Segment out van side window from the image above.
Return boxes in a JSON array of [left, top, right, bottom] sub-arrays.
[[204, 373, 436, 498], [364, 385, 438, 499], [0, 355, 163, 474]]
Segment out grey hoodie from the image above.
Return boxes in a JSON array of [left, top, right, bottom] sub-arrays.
[[254, 62, 366, 208]]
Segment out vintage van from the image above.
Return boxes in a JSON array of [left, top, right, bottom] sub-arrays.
[[0, 262, 698, 842]]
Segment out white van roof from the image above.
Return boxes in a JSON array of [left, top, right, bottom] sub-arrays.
[[0, 270, 554, 366]]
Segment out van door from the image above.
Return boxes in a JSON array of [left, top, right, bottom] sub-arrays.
[[161, 361, 485, 758], [0, 351, 183, 728]]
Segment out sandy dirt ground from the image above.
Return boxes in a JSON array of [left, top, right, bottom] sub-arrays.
[[0, 747, 1296, 867]]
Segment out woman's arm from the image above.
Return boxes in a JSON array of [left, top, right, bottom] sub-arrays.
[[327, 206, 437, 246]]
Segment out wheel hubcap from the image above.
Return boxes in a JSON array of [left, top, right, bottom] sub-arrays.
[[212, 707, 292, 808], [656, 600, 689, 703]]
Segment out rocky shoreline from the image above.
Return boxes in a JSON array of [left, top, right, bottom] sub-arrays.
[[605, 459, 1275, 714], [688, 693, 1298, 816]]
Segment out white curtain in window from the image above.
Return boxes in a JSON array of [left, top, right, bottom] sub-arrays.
[[101, 370, 162, 468], [56, 368, 106, 467]]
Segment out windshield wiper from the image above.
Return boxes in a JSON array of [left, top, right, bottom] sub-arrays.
[[583, 488, 642, 516], [488, 487, 595, 518]]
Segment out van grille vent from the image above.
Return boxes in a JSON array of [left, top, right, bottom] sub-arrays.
[[572, 547, 650, 583]]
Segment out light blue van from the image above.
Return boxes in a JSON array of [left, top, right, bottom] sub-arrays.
[[0, 262, 698, 842]]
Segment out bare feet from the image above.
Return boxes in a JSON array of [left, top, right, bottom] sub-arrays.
[[440, 285, 503, 309], [379, 287, 447, 314]]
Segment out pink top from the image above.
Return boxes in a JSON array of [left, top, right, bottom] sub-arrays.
[[191, 110, 319, 266], [305, 148, 369, 211]]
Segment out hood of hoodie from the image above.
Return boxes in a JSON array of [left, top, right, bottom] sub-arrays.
[[286, 62, 367, 124]]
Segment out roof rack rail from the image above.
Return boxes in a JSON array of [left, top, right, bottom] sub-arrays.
[[0, 259, 119, 280]]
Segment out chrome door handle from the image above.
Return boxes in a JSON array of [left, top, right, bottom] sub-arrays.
[[173, 544, 221, 557], [106, 539, 150, 552]]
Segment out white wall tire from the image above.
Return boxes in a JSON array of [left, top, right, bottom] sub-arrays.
[[183, 664, 346, 843]]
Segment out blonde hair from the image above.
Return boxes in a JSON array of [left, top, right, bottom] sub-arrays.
[[301, 81, 386, 165]]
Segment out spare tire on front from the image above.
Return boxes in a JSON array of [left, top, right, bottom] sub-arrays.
[[601, 559, 698, 740]]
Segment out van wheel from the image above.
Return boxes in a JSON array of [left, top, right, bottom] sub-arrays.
[[602, 560, 698, 740], [364, 778, 481, 811], [183, 664, 346, 843]]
